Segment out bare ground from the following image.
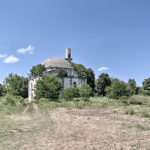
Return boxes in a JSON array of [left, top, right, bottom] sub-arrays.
[[1, 105, 150, 150]]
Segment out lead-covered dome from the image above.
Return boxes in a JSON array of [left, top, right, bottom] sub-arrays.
[[41, 57, 72, 68]]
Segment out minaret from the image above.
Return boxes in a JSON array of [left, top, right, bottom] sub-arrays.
[[65, 48, 72, 63]]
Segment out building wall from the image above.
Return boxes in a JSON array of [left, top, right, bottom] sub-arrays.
[[28, 68, 87, 102]]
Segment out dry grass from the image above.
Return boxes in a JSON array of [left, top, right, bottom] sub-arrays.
[[0, 94, 150, 149]]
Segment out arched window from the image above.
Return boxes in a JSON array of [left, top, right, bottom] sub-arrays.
[[73, 82, 76, 87]]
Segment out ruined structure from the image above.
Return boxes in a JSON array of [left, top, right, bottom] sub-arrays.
[[28, 48, 87, 102]]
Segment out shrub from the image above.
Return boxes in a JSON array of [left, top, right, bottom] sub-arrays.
[[125, 107, 135, 115], [34, 74, 62, 101], [73, 98, 81, 107], [142, 90, 150, 96], [56, 67, 68, 78], [142, 112, 150, 118], [129, 98, 143, 105], [2, 94, 16, 106], [13, 95, 26, 106], [62, 86, 80, 101], [121, 96, 128, 104], [106, 81, 129, 100], [39, 98, 49, 103], [79, 84, 92, 103]]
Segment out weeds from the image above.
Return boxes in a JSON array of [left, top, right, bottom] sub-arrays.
[[142, 112, 150, 118], [112, 110, 118, 113], [124, 107, 135, 115], [122, 123, 150, 132]]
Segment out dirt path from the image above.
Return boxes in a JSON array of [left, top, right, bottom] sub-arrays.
[[36, 106, 150, 150]]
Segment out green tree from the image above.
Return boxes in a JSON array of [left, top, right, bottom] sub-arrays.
[[134, 86, 140, 95], [56, 67, 68, 78], [106, 81, 129, 100], [62, 86, 80, 101], [28, 64, 46, 78], [79, 84, 92, 102], [97, 73, 111, 96], [71, 62, 95, 94], [86, 68, 95, 96], [127, 79, 137, 95], [71, 62, 87, 79], [110, 77, 123, 84], [3, 73, 29, 98], [0, 83, 3, 96], [142, 78, 150, 96], [34, 74, 62, 101], [142, 78, 150, 91], [62, 87, 74, 101]]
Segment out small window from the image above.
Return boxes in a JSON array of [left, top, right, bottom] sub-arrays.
[[73, 82, 76, 87], [68, 54, 70, 58]]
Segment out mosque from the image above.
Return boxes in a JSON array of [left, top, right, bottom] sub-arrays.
[[28, 48, 87, 101]]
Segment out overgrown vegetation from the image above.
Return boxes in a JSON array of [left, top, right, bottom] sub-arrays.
[[56, 67, 68, 78], [34, 74, 62, 102], [0, 62, 150, 115], [71, 62, 95, 96]]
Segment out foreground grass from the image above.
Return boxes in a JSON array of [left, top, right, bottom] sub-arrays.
[[0, 94, 150, 149], [0, 107, 55, 149]]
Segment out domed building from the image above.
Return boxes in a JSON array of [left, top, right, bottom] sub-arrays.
[[28, 48, 87, 101]]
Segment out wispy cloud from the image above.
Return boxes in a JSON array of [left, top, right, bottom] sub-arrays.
[[0, 54, 7, 58], [16, 45, 34, 54], [97, 67, 110, 71], [4, 55, 19, 63]]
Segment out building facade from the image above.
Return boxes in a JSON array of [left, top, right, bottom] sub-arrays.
[[28, 48, 87, 102]]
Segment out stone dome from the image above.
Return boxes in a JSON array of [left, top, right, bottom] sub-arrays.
[[41, 57, 72, 69]]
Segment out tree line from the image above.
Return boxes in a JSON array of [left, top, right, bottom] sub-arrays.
[[0, 63, 150, 102]]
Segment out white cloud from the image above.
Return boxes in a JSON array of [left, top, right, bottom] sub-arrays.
[[0, 54, 7, 58], [4, 55, 19, 63], [97, 67, 110, 71], [16, 45, 34, 54]]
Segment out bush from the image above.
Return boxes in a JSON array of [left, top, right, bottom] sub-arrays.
[[34, 74, 62, 101], [106, 81, 130, 100], [73, 98, 81, 107], [13, 95, 26, 106], [142, 90, 150, 96], [62, 86, 80, 101], [142, 112, 150, 118], [125, 107, 135, 115], [121, 96, 128, 103], [79, 84, 92, 102], [56, 67, 68, 78], [128, 98, 142, 105], [62, 88, 74, 101], [39, 98, 49, 103], [2, 94, 16, 106]]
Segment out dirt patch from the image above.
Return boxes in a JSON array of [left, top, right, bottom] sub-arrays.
[[44, 106, 150, 150], [1, 105, 150, 149]]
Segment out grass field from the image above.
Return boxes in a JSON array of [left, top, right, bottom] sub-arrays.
[[0, 94, 150, 149]]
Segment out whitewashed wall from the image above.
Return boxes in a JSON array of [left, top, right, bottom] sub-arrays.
[[28, 68, 87, 102]]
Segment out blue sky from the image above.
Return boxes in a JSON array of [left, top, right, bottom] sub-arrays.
[[0, 0, 150, 87]]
